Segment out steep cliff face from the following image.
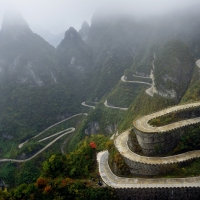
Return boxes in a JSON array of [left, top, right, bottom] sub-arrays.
[[87, 14, 147, 100], [73, 3, 200, 135], [85, 4, 200, 101], [153, 40, 195, 101], [0, 13, 87, 157], [57, 27, 93, 73], [0, 11, 58, 86], [56, 27, 94, 93], [85, 121, 117, 135]]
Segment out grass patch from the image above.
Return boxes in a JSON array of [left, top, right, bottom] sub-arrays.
[[153, 158, 200, 178], [107, 81, 144, 108], [149, 107, 200, 127]]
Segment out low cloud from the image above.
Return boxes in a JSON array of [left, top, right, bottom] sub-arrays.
[[0, 0, 199, 34]]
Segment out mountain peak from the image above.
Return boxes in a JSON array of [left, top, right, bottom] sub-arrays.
[[63, 27, 82, 41], [79, 22, 89, 41], [1, 10, 31, 36], [81, 21, 89, 29]]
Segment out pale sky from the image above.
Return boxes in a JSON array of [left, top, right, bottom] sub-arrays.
[[0, 0, 199, 34]]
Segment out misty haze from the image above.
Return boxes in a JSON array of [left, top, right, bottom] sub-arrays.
[[0, 0, 200, 199]]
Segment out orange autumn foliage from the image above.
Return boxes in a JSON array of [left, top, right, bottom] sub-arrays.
[[36, 177, 48, 189], [89, 142, 96, 149], [44, 185, 52, 193]]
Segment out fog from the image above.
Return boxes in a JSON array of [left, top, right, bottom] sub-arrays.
[[0, 0, 199, 34]]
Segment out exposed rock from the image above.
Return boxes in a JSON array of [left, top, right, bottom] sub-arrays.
[[56, 27, 93, 76], [135, 71, 150, 77], [85, 121, 100, 135], [2, 134, 13, 140], [105, 124, 117, 134], [154, 40, 194, 101], [17, 153, 27, 160]]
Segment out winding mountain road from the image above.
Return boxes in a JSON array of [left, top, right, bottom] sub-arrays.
[[38, 128, 72, 142], [97, 150, 200, 188], [18, 113, 87, 148], [104, 100, 128, 111], [132, 74, 151, 79], [133, 101, 200, 133], [196, 59, 200, 68], [98, 101, 200, 188], [0, 128, 75, 163], [121, 74, 155, 97], [104, 75, 153, 110], [82, 102, 95, 109], [4, 113, 89, 162], [121, 75, 152, 86], [115, 130, 200, 165], [104, 64, 154, 111]]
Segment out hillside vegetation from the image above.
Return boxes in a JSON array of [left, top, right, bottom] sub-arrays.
[[107, 82, 144, 108]]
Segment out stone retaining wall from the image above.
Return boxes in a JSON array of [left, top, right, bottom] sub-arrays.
[[125, 134, 179, 175], [122, 155, 194, 176], [115, 130, 199, 175], [115, 187, 200, 200], [122, 156, 161, 175], [133, 104, 200, 156], [124, 137, 190, 175], [133, 127, 185, 155]]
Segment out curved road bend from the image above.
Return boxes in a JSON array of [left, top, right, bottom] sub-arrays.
[[1, 128, 75, 163], [121, 75, 153, 97], [38, 128, 72, 142], [104, 100, 128, 111], [18, 140, 28, 149], [33, 113, 87, 139], [97, 150, 200, 188], [196, 59, 200, 68], [133, 101, 200, 134], [121, 75, 152, 86], [104, 74, 152, 111], [82, 102, 95, 109], [132, 74, 151, 79], [115, 130, 200, 165], [18, 113, 87, 148]]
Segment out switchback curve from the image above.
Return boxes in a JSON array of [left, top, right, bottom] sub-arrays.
[[121, 75, 152, 86], [0, 128, 75, 163], [98, 101, 200, 188], [18, 113, 87, 148], [6, 113, 88, 162], [196, 59, 200, 68], [133, 101, 200, 134], [104, 100, 128, 111], [82, 102, 95, 109], [97, 150, 200, 188], [115, 130, 200, 165]]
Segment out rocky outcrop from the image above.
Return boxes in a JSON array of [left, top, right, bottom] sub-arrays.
[[85, 121, 117, 135], [105, 124, 117, 134], [57, 27, 93, 74], [154, 40, 195, 101], [85, 122, 100, 135]]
